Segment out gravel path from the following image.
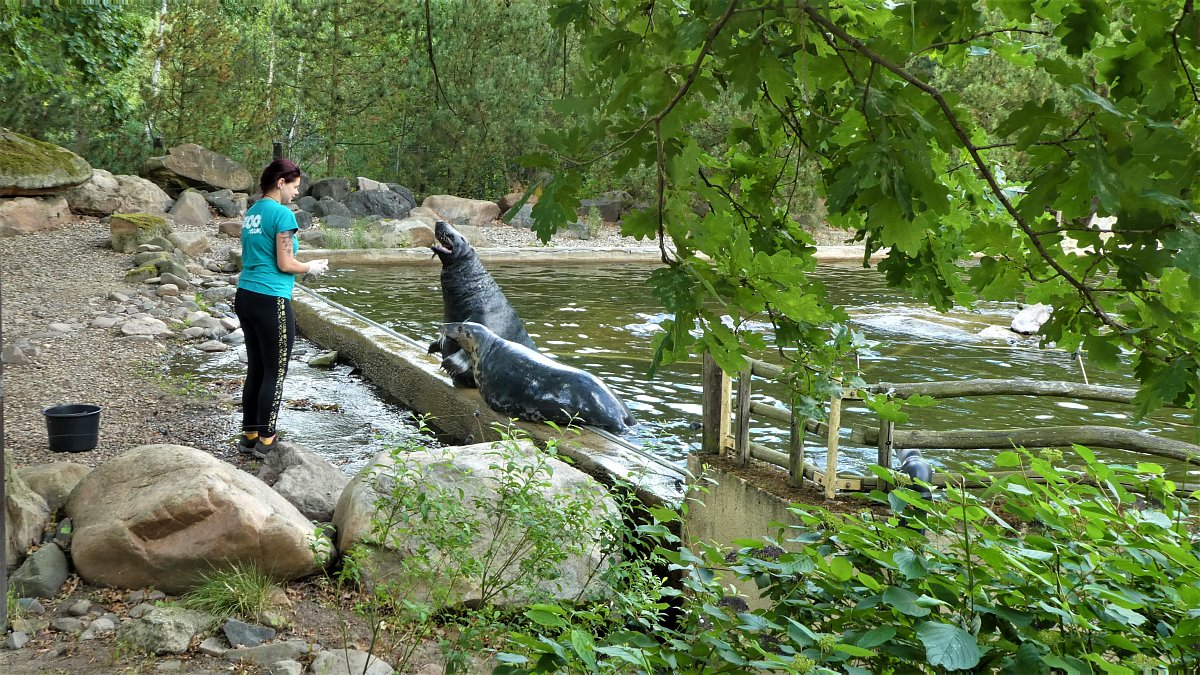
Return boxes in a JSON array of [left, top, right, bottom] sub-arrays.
[[1, 217, 238, 468]]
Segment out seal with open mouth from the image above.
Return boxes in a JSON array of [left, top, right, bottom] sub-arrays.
[[444, 321, 635, 433], [430, 220, 536, 387]]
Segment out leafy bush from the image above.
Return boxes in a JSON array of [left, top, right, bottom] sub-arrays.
[[331, 426, 617, 672], [498, 446, 1200, 673]]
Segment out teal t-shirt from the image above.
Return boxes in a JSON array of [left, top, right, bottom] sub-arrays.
[[238, 198, 299, 298]]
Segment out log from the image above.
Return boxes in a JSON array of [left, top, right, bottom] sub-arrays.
[[864, 378, 1141, 405], [852, 425, 1200, 465]]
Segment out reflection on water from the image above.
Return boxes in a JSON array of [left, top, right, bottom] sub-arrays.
[[308, 262, 1197, 475]]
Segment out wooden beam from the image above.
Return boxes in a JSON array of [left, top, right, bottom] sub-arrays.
[[865, 378, 1144, 405], [852, 425, 1200, 465]]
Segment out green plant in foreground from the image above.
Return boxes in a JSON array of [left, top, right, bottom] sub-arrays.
[[497, 445, 1200, 673], [182, 563, 279, 619], [330, 424, 616, 672]]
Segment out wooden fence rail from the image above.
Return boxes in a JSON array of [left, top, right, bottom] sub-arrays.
[[700, 356, 1200, 499]]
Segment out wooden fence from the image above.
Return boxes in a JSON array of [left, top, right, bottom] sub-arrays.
[[699, 354, 1200, 498]]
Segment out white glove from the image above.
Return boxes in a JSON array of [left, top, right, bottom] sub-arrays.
[[307, 259, 329, 276]]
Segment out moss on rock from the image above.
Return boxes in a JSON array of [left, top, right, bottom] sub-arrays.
[[125, 264, 159, 284], [0, 129, 92, 196], [110, 212, 173, 254]]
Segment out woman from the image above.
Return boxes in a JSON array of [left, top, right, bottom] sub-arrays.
[[234, 158, 329, 458]]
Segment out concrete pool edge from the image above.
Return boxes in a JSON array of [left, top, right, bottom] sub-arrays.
[[292, 287, 685, 507]]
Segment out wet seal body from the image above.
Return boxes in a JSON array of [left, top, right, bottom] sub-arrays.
[[429, 220, 535, 387], [444, 321, 635, 433]]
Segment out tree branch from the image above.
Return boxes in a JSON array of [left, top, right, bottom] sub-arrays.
[[914, 27, 1051, 57], [802, 5, 1129, 338], [1171, 0, 1200, 105]]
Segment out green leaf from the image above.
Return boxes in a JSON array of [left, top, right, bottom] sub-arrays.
[[883, 586, 931, 617], [569, 629, 597, 671], [916, 622, 981, 670], [994, 450, 1021, 468], [893, 548, 929, 580], [526, 608, 567, 628], [857, 626, 897, 648]]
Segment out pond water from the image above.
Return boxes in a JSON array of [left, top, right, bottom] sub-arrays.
[[306, 261, 1197, 477]]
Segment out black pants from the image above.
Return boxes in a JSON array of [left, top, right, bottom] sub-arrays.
[[234, 288, 295, 437]]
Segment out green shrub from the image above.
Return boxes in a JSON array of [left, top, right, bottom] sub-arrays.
[[498, 446, 1200, 673]]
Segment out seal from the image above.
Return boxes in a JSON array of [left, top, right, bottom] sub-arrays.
[[429, 220, 536, 387], [444, 321, 636, 433]]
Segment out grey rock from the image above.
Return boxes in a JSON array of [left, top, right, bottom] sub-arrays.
[[116, 606, 220, 655], [198, 636, 228, 656], [142, 143, 253, 195], [11, 543, 69, 598], [2, 343, 32, 364], [4, 631, 30, 650], [155, 661, 183, 672], [309, 649, 394, 675], [91, 315, 123, 329], [196, 340, 229, 352], [47, 322, 75, 333], [265, 660, 303, 675], [222, 618, 277, 648], [157, 283, 180, 297], [310, 177, 351, 202], [313, 197, 351, 219], [128, 602, 158, 618], [295, 195, 317, 213], [160, 272, 190, 289], [121, 317, 172, 337], [68, 599, 92, 616], [182, 326, 207, 339], [16, 598, 45, 615], [225, 639, 315, 665], [259, 442, 350, 522], [308, 351, 337, 367], [51, 617, 85, 634], [345, 189, 412, 219], [80, 616, 117, 640]]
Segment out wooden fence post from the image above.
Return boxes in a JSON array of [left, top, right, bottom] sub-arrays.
[[701, 353, 731, 455], [735, 367, 752, 464], [789, 408, 806, 486], [877, 416, 895, 493], [824, 394, 842, 499]]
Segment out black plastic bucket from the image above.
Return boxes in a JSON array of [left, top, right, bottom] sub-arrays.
[[43, 404, 102, 453]]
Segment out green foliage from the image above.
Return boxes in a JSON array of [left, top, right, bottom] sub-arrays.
[[0, 2, 151, 171], [319, 218, 388, 250], [182, 563, 280, 619], [537, 0, 1200, 422], [497, 447, 1200, 673], [331, 425, 615, 671]]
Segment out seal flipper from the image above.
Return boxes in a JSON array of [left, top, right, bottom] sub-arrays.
[[440, 350, 476, 388]]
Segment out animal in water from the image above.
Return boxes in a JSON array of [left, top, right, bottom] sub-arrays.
[[443, 321, 636, 433], [428, 220, 536, 387]]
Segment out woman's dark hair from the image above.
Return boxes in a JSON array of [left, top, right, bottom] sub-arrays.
[[259, 158, 302, 194]]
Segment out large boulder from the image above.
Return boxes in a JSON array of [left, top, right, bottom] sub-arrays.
[[421, 195, 500, 228], [5, 454, 52, 570], [333, 440, 617, 607], [0, 129, 92, 196], [110, 212, 173, 254], [579, 190, 634, 222], [0, 195, 70, 236], [310, 177, 351, 202], [65, 444, 327, 593], [15, 462, 92, 515], [141, 143, 253, 195], [379, 219, 434, 248], [64, 169, 173, 215], [167, 189, 213, 228], [344, 189, 412, 219]]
